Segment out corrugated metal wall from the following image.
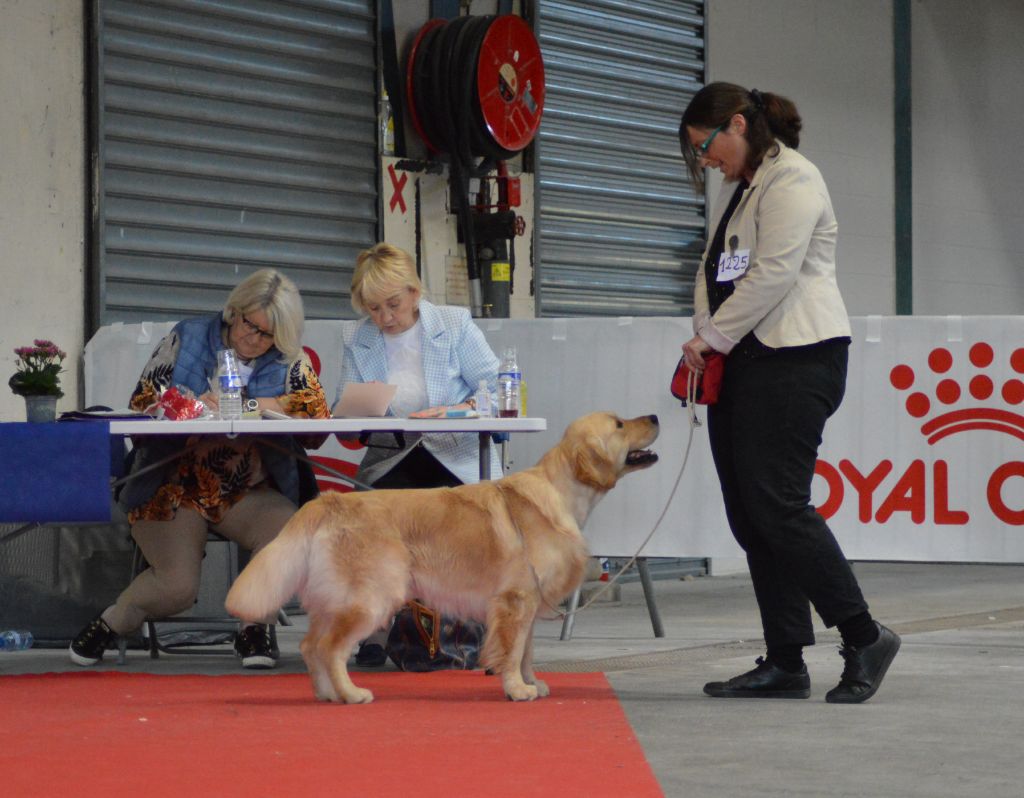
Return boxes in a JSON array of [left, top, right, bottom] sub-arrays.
[[92, 0, 378, 326], [535, 0, 705, 316]]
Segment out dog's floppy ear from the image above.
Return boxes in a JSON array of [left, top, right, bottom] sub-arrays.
[[572, 435, 617, 491]]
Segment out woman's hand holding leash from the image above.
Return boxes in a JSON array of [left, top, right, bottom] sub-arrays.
[[683, 334, 714, 372]]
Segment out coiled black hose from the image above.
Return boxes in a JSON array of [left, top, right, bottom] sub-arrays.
[[407, 15, 529, 313], [409, 15, 518, 170]]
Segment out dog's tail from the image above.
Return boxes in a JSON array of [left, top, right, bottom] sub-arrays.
[[224, 496, 321, 623]]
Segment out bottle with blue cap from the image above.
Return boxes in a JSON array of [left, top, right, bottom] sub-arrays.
[[217, 349, 244, 420]]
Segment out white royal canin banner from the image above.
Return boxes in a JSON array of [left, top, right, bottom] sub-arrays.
[[86, 316, 1024, 563]]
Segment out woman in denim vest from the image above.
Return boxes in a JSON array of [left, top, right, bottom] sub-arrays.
[[70, 269, 329, 669]]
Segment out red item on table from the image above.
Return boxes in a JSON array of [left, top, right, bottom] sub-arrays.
[[155, 387, 205, 420]]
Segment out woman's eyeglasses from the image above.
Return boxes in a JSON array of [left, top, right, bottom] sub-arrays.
[[696, 124, 724, 160], [240, 314, 274, 341]]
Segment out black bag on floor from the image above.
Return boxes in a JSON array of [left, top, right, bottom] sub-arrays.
[[385, 599, 484, 672]]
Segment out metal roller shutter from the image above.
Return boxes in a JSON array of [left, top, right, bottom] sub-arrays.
[[91, 0, 377, 326], [535, 0, 705, 317]]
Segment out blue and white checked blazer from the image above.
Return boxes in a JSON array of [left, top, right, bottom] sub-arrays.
[[338, 300, 500, 485]]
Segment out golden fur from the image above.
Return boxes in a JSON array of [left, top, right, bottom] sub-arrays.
[[225, 412, 659, 703]]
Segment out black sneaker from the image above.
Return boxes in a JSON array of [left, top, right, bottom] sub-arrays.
[[826, 623, 901, 704], [234, 624, 278, 669], [69, 615, 117, 666], [704, 656, 811, 699]]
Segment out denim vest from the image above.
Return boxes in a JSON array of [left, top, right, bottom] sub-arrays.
[[117, 315, 309, 512], [170, 315, 288, 399]]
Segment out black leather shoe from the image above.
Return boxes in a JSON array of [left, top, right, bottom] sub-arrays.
[[826, 622, 901, 704], [704, 657, 811, 699]]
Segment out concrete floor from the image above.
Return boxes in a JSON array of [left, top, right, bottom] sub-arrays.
[[3, 561, 1023, 797]]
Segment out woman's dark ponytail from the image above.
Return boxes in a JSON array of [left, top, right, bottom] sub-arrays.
[[756, 90, 801, 149]]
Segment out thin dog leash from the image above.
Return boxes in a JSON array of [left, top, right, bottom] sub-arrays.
[[686, 361, 703, 429]]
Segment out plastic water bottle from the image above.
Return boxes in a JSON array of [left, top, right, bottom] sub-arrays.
[[217, 349, 243, 420], [475, 379, 492, 418], [0, 630, 33, 651], [497, 347, 521, 418]]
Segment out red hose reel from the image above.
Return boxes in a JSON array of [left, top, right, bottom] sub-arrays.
[[406, 14, 546, 158]]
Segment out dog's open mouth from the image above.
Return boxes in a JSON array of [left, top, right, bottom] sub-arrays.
[[626, 449, 658, 467]]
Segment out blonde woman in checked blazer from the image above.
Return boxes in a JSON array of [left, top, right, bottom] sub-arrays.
[[336, 243, 501, 665]]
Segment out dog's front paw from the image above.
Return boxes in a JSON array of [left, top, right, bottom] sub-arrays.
[[505, 682, 539, 702], [531, 678, 550, 698], [338, 687, 375, 704]]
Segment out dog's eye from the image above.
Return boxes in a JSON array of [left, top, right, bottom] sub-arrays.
[[615, 420, 624, 429]]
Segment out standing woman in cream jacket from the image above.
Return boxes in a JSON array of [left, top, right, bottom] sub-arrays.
[[679, 82, 899, 703]]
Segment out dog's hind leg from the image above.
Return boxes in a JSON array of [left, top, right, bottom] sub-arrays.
[[520, 620, 549, 698], [300, 613, 338, 702], [317, 608, 378, 704], [485, 589, 542, 701]]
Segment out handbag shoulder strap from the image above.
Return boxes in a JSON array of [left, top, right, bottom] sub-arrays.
[[408, 599, 441, 657]]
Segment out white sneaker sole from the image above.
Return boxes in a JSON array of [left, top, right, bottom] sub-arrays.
[[241, 654, 277, 669], [68, 645, 101, 667]]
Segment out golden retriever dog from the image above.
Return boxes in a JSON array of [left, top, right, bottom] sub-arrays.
[[225, 412, 659, 703]]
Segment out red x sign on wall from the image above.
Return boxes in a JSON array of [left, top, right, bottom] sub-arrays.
[[388, 164, 408, 214]]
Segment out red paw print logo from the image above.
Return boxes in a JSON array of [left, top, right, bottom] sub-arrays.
[[889, 343, 1024, 444]]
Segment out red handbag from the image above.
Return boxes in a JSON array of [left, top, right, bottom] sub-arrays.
[[670, 352, 725, 405]]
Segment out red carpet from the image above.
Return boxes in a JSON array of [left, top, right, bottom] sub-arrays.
[[0, 671, 662, 797]]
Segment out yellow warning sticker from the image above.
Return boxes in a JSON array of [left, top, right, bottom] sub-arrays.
[[491, 262, 511, 282]]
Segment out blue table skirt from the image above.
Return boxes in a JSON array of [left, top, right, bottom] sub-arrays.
[[0, 422, 114, 523]]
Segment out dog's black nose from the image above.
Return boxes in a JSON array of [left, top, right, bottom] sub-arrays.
[[648, 414, 659, 426]]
